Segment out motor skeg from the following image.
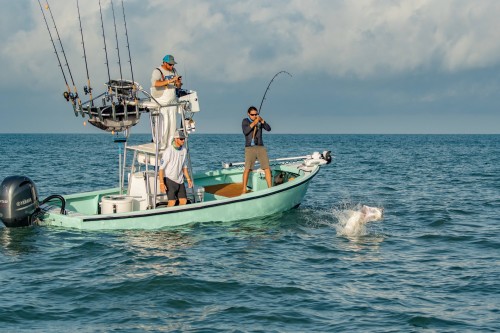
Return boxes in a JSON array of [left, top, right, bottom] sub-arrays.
[[0, 176, 39, 227]]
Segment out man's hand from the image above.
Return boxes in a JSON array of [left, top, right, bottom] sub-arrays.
[[160, 183, 167, 193], [252, 116, 261, 126], [174, 76, 183, 88]]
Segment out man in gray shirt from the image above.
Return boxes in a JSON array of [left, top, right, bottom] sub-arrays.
[[159, 130, 193, 206]]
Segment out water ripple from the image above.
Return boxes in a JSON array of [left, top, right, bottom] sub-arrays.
[[1, 134, 500, 331]]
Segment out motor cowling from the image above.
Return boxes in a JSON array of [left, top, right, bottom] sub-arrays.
[[0, 176, 39, 228]]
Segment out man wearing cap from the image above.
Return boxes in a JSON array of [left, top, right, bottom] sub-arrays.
[[159, 130, 193, 206], [151, 54, 183, 149]]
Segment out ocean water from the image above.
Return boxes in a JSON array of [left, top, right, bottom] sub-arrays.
[[0, 133, 499, 332]]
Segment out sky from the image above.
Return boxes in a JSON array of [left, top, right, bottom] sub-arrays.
[[1, 0, 499, 134]]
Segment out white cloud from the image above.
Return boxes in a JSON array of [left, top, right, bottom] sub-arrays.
[[2, 0, 500, 89]]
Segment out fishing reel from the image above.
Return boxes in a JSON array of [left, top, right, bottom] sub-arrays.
[[83, 85, 92, 95], [63, 91, 78, 103]]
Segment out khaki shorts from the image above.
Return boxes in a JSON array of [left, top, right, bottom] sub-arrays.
[[245, 146, 270, 169]]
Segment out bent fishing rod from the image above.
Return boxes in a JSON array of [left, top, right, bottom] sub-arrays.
[[251, 70, 292, 140], [258, 70, 292, 115]]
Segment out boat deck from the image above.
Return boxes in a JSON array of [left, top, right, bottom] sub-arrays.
[[204, 183, 249, 198]]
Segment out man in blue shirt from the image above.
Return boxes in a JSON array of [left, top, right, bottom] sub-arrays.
[[241, 106, 272, 194]]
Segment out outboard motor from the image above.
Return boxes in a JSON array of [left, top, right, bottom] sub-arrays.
[[0, 176, 39, 228]]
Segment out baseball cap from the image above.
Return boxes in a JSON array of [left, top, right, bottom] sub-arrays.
[[173, 130, 186, 139], [162, 54, 177, 65]]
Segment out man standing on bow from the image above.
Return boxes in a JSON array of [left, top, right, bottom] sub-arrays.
[[159, 130, 193, 206], [241, 106, 272, 194], [151, 54, 182, 148]]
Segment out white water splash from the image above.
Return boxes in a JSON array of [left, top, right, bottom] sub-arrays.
[[334, 204, 384, 237]]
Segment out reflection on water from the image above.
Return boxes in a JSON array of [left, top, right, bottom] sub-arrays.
[[117, 229, 197, 277], [123, 229, 196, 255], [0, 227, 39, 256]]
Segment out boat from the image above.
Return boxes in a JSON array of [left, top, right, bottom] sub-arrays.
[[0, 1, 332, 230], [0, 135, 331, 230]]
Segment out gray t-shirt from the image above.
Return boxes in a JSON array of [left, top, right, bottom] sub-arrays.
[[159, 145, 187, 184]]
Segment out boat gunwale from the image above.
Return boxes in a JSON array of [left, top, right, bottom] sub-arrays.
[[77, 165, 320, 222]]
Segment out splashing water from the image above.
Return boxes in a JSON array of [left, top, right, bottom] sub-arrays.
[[333, 204, 384, 237]]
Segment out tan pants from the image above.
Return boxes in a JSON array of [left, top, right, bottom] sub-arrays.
[[244, 146, 270, 169]]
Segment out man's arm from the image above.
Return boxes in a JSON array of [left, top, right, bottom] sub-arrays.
[[154, 77, 179, 88], [152, 69, 180, 88], [159, 169, 166, 193], [158, 149, 169, 193], [183, 167, 193, 188], [242, 118, 260, 136]]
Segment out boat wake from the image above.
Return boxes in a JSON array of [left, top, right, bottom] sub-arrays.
[[333, 204, 384, 237]]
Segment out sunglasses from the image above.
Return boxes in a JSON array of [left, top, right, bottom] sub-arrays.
[[249, 113, 258, 116], [177, 138, 185, 141]]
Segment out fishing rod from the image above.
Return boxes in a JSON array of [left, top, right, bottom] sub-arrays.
[[121, 0, 138, 117], [36, 0, 73, 106], [45, 0, 81, 108], [111, 0, 123, 82], [99, 0, 112, 86], [252, 71, 292, 141], [121, 0, 135, 87], [76, 0, 93, 103], [258, 70, 292, 115]]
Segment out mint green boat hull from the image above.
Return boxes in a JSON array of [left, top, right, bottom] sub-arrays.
[[38, 164, 320, 230]]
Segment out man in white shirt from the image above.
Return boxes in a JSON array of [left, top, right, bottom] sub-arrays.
[[159, 130, 193, 206], [151, 54, 182, 149]]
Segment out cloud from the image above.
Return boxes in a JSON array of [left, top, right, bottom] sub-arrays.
[[1, 0, 499, 135], [3, 0, 500, 90]]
